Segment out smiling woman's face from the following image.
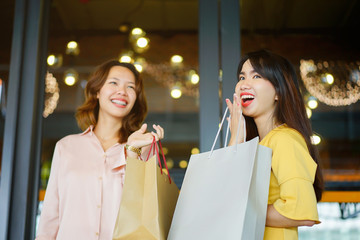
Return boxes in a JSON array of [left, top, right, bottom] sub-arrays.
[[97, 66, 137, 121], [235, 60, 278, 121]]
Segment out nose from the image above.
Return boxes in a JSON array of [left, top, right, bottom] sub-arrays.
[[116, 83, 127, 95], [237, 78, 251, 91]]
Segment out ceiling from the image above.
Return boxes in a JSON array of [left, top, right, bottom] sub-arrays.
[[47, 0, 360, 34]]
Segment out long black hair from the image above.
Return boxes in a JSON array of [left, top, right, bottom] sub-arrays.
[[237, 50, 323, 201]]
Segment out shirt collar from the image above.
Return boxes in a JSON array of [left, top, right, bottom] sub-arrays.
[[80, 125, 94, 136]]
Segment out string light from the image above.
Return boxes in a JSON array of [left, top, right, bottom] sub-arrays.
[[300, 60, 360, 106]]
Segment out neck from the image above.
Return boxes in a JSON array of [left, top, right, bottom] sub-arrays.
[[94, 115, 122, 142], [254, 114, 279, 141]]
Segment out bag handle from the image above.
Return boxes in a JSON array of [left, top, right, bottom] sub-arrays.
[[146, 137, 172, 184], [209, 106, 246, 157]]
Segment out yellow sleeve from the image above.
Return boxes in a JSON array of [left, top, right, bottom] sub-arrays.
[[270, 129, 319, 221], [270, 129, 317, 184], [273, 178, 319, 222]]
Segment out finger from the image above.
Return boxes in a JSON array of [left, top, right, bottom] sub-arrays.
[[138, 123, 147, 133], [153, 124, 164, 139], [152, 124, 161, 138], [226, 98, 233, 113], [158, 125, 164, 138], [234, 94, 241, 108], [150, 131, 160, 141]]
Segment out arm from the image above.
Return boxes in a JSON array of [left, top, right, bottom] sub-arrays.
[[266, 204, 316, 228], [36, 143, 61, 239]]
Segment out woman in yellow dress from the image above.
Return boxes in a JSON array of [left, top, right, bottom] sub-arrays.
[[226, 50, 323, 240]]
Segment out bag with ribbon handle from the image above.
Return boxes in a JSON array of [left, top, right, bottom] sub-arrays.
[[113, 138, 179, 240], [168, 107, 272, 240]]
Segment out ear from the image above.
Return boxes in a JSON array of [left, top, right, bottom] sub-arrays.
[[96, 92, 99, 99], [275, 95, 278, 101]]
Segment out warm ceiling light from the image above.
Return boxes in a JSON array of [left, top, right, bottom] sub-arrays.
[[64, 75, 76, 86], [190, 72, 199, 84], [131, 27, 143, 36], [308, 100, 318, 109], [64, 69, 78, 86], [134, 63, 143, 72], [171, 86, 182, 99], [166, 158, 174, 169], [306, 107, 312, 118], [311, 134, 321, 145], [191, 147, 200, 154], [136, 37, 149, 48], [118, 22, 131, 33], [120, 55, 132, 63], [67, 41, 78, 49], [179, 160, 188, 169], [47, 54, 62, 67], [66, 41, 79, 55], [307, 97, 318, 109], [171, 55, 183, 64], [162, 147, 169, 155], [47, 55, 56, 65], [326, 73, 334, 84]]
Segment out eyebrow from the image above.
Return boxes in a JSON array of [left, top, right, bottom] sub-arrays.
[[239, 69, 257, 75], [108, 77, 135, 84]]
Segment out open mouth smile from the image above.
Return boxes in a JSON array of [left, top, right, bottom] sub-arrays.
[[111, 99, 127, 107], [240, 93, 255, 107]]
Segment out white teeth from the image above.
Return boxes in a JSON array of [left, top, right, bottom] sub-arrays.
[[241, 95, 254, 99], [111, 99, 127, 106]]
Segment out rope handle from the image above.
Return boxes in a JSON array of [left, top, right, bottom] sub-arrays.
[[209, 106, 246, 158], [146, 136, 172, 183]]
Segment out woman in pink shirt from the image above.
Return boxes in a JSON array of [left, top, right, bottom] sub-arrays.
[[36, 60, 164, 240]]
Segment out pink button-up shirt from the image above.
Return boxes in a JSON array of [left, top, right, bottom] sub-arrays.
[[36, 127, 128, 240]]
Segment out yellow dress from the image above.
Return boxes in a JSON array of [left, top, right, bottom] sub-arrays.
[[260, 125, 320, 240]]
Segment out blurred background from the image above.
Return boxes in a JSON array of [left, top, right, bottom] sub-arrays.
[[0, 0, 359, 239]]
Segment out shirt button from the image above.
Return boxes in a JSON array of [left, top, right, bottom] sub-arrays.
[[99, 176, 102, 180], [97, 205, 101, 208], [95, 232, 99, 236]]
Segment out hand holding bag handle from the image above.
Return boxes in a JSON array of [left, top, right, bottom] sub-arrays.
[[146, 137, 172, 183], [209, 106, 246, 158]]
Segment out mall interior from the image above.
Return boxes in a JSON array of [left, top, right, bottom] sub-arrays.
[[0, 0, 359, 239]]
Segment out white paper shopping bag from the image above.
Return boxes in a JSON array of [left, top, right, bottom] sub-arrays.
[[168, 107, 272, 240]]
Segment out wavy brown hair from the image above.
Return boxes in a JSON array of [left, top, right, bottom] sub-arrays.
[[237, 50, 323, 201], [76, 60, 147, 143]]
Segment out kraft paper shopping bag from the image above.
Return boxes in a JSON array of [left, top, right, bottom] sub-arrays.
[[113, 141, 179, 240], [168, 107, 272, 240]]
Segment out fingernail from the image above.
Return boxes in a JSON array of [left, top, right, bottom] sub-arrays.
[[237, 102, 240, 106]]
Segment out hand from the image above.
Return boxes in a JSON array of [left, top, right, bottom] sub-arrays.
[[127, 123, 164, 149], [226, 93, 245, 145]]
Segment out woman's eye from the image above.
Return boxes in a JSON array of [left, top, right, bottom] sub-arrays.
[[254, 74, 262, 79], [239, 76, 245, 81], [127, 85, 135, 89], [109, 81, 117, 85]]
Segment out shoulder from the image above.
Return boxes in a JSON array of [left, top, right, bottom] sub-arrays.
[[262, 125, 307, 151], [263, 126, 317, 183], [56, 132, 88, 148]]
